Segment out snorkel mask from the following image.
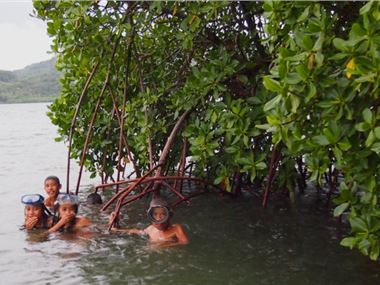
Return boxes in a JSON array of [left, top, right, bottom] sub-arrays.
[[56, 193, 80, 205], [147, 196, 171, 224], [21, 194, 51, 216], [21, 194, 44, 205], [54, 193, 80, 215]]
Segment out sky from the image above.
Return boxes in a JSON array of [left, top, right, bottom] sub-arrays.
[[0, 0, 52, 71]]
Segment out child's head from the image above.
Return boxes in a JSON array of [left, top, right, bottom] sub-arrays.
[[147, 196, 172, 229], [55, 193, 79, 217], [21, 194, 48, 219], [86, 192, 103, 205], [44, 176, 61, 198]]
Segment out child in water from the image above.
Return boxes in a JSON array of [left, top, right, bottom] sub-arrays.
[[21, 194, 53, 230], [43, 176, 62, 208], [48, 193, 92, 233], [109, 196, 189, 245]]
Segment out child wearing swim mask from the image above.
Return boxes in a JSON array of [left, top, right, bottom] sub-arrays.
[[109, 196, 189, 245], [21, 194, 52, 230], [48, 193, 92, 233], [43, 175, 62, 208]]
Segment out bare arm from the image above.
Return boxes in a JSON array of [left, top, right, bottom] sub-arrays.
[[48, 213, 75, 233], [108, 211, 146, 235], [173, 224, 189, 244], [110, 227, 146, 235], [73, 216, 92, 230]]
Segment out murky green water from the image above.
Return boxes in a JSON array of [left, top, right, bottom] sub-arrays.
[[0, 103, 379, 284]]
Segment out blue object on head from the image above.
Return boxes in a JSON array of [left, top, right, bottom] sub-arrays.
[[56, 193, 80, 205], [21, 194, 44, 205]]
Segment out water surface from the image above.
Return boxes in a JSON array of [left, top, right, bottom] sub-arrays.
[[0, 103, 378, 285]]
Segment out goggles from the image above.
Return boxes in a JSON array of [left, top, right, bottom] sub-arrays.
[[56, 193, 80, 205], [147, 206, 170, 224], [21, 194, 44, 205]]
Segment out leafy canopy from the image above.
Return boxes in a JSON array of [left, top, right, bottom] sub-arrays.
[[34, 1, 380, 260]]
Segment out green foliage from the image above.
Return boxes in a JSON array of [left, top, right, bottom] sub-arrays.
[[263, 0, 380, 260], [33, 0, 271, 184], [34, 1, 380, 260]]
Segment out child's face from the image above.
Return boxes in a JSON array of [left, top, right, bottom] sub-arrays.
[[152, 207, 167, 222], [24, 205, 43, 219], [44, 179, 61, 197], [151, 207, 170, 230], [58, 203, 76, 217]]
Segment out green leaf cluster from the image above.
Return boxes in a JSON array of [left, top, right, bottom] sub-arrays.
[[34, 1, 380, 260], [263, 0, 380, 260]]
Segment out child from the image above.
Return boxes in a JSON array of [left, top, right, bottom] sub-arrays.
[[109, 196, 189, 245], [43, 176, 62, 208], [21, 194, 53, 230], [86, 192, 103, 205], [48, 193, 92, 233]]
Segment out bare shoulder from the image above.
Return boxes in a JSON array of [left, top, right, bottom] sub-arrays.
[[143, 225, 155, 234], [172, 224, 185, 231], [171, 224, 189, 244], [75, 216, 92, 228]]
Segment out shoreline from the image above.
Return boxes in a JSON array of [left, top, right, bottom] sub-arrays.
[[0, 99, 54, 105]]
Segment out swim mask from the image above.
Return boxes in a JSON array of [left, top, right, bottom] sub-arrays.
[[21, 194, 44, 205], [147, 196, 171, 224], [56, 193, 80, 205]]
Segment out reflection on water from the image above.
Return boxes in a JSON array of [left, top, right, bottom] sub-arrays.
[[0, 103, 379, 285]]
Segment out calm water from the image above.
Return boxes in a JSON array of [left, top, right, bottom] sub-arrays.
[[0, 103, 379, 285]]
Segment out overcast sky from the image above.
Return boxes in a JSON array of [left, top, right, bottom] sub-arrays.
[[0, 0, 52, 71]]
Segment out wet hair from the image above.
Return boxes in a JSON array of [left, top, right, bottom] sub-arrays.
[[39, 206, 51, 228], [86, 192, 103, 205], [44, 175, 61, 185]]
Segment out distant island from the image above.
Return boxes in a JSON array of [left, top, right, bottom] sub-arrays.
[[0, 57, 60, 104]]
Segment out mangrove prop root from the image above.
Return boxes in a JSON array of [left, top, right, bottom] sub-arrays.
[[262, 143, 283, 207], [101, 174, 222, 230]]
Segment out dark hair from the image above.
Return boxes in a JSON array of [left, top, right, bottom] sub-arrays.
[[86, 192, 103, 205], [44, 175, 61, 185], [40, 208, 51, 228]]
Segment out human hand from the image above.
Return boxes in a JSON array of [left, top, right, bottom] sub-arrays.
[[25, 217, 39, 230], [59, 213, 76, 225]]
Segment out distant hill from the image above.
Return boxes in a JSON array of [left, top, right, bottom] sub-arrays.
[[0, 58, 60, 103]]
